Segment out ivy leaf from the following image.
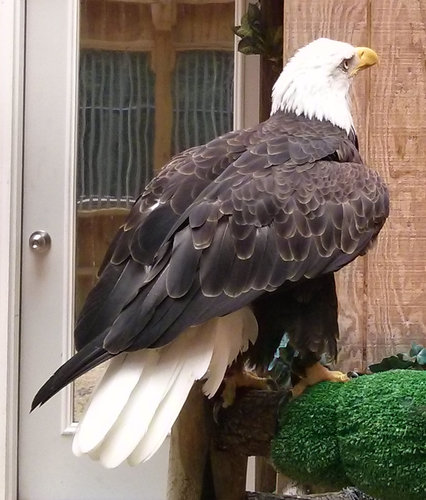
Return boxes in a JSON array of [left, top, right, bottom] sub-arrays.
[[233, 2, 283, 67], [232, 26, 243, 37], [409, 342, 423, 357], [233, 23, 253, 39], [278, 333, 290, 350], [398, 352, 414, 362], [369, 355, 415, 373], [238, 37, 262, 56], [369, 342, 426, 372], [273, 25, 283, 47], [268, 356, 279, 371], [246, 2, 261, 25], [416, 348, 426, 365]]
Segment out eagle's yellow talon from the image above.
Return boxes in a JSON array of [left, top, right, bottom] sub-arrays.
[[222, 379, 237, 408], [291, 380, 308, 398], [327, 370, 350, 383], [291, 362, 349, 397]]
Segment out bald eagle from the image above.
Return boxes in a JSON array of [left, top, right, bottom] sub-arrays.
[[33, 38, 388, 468]]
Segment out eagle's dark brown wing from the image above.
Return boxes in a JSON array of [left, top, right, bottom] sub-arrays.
[[100, 157, 388, 354], [74, 111, 356, 351], [33, 111, 388, 408], [74, 127, 253, 350]]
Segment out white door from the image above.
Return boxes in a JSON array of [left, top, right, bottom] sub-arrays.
[[19, 1, 258, 498], [19, 1, 169, 499]]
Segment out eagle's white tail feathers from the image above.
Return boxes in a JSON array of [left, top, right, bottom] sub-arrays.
[[72, 350, 154, 456], [97, 322, 214, 468], [128, 360, 205, 465], [87, 443, 102, 461], [242, 307, 259, 346], [95, 350, 182, 468], [201, 308, 256, 397], [72, 307, 258, 468]]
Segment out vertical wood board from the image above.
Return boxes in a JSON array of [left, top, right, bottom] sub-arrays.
[[283, 0, 370, 371], [282, 0, 426, 369], [367, 0, 426, 363]]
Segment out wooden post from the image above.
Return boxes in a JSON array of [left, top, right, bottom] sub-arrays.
[[209, 445, 248, 500], [167, 383, 250, 500], [167, 383, 212, 500], [254, 457, 277, 494], [150, 2, 177, 173]]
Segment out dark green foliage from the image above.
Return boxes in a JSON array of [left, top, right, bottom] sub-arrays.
[[233, 2, 283, 68], [369, 342, 426, 372], [267, 334, 296, 389], [271, 370, 426, 500], [267, 333, 336, 390]]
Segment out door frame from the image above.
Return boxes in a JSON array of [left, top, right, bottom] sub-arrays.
[[0, 0, 25, 498]]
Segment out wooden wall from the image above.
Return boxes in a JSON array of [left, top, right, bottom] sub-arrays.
[[283, 0, 426, 371], [80, 0, 234, 52]]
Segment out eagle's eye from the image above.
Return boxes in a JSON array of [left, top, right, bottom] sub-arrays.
[[341, 58, 351, 72]]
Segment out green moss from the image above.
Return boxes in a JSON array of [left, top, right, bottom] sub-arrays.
[[271, 370, 426, 500]]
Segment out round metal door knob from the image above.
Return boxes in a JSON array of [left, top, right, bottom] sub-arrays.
[[29, 230, 51, 253]]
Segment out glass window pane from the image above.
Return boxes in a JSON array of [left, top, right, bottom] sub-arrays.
[[74, 49, 155, 421], [172, 50, 234, 154], [73, 1, 234, 423], [77, 50, 155, 209]]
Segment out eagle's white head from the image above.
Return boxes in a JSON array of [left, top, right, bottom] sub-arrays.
[[271, 38, 379, 134]]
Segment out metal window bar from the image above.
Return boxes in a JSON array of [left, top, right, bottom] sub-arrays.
[[172, 51, 234, 154], [77, 50, 155, 210]]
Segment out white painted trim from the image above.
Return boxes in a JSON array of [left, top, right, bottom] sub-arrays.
[[0, 1, 25, 499], [60, 0, 80, 435], [234, 0, 260, 129], [234, 1, 260, 493]]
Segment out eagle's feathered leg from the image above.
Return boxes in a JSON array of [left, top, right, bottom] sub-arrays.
[[291, 361, 349, 397]]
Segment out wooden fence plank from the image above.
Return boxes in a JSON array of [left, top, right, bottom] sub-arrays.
[[283, 0, 370, 371], [367, 0, 426, 364], [282, 0, 426, 369]]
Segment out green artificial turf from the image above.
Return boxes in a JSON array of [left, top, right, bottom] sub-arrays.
[[271, 370, 426, 500]]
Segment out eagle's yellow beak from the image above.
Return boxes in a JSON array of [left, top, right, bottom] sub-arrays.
[[351, 47, 379, 76]]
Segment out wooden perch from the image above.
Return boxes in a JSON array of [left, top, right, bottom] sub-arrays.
[[167, 385, 376, 500], [213, 389, 289, 457], [167, 385, 288, 500]]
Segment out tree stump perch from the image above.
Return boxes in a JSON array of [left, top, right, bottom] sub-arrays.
[[167, 386, 288, 500], [167, 383, 212, 500], [167, 386, 377, 500], [213, 389, 288, 457]]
